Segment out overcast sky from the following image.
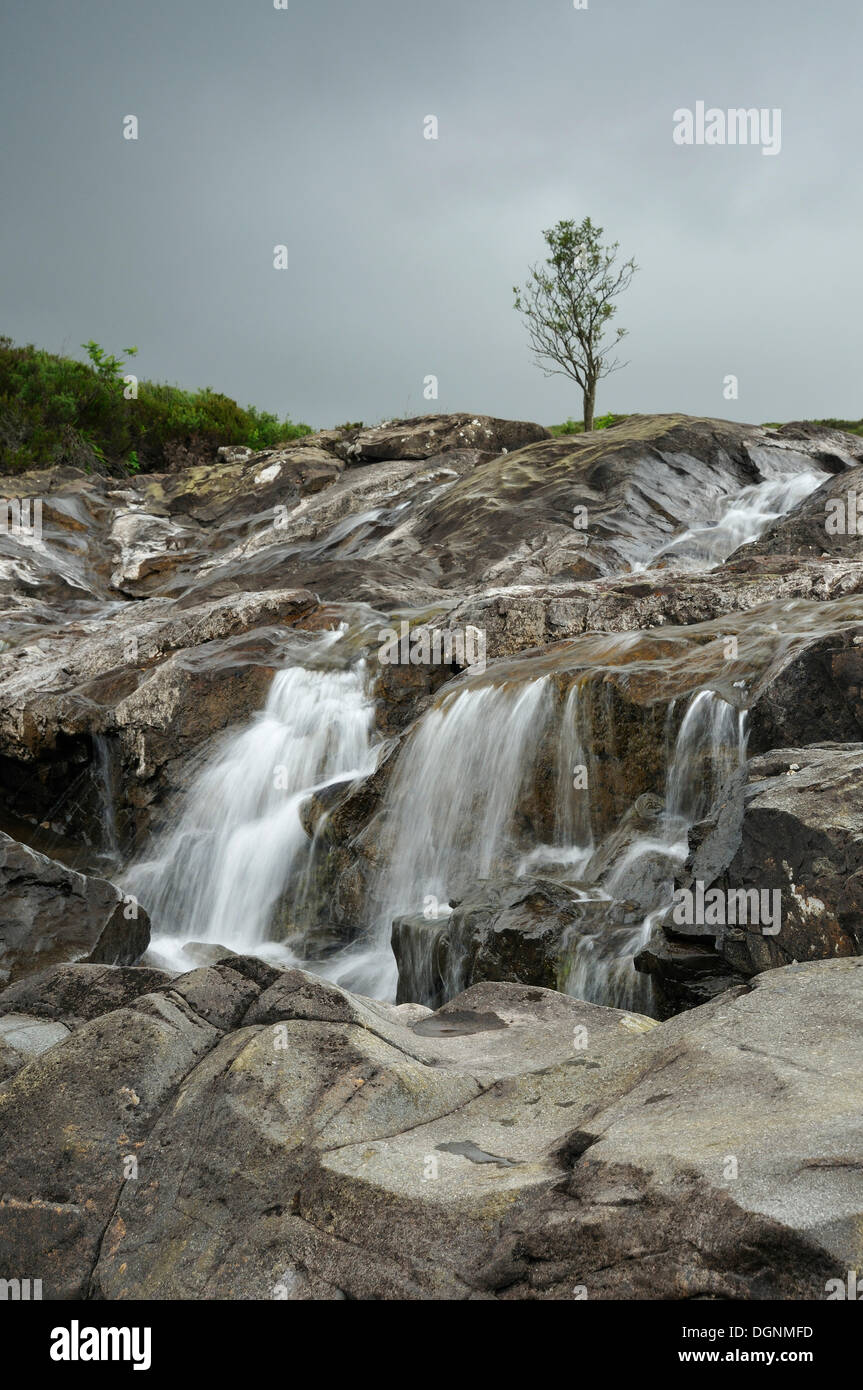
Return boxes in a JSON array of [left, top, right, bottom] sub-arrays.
[[1, 0, 860, 429]]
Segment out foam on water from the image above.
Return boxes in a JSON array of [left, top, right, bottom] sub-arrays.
[[125, 460, 821, 1002], [126, 655, 377, 974], [634, 468, 828, 572]]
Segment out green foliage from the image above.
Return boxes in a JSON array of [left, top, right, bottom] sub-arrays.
[[514, 217, 638, 430], [549, 412, 628, 436], [813, 418, 863, 437], [0, 336, 311, 476], [762, 418, 863, 437]]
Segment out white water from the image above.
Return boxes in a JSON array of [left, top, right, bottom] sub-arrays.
[[563, 689, 748, 1012], [126, 657, 377, 973], [318, 676, 556, 999], [635, 468, 828, 572], [124, 461, 819, 1004]]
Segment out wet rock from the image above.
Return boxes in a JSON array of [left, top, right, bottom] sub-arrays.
[[0, 959, 859, 1299], [392, 879, 633, 1008], [715, 745, 863, 975], [639, 745, 863, 1014], [334, 414, 549, 465], [445, 557, 863, 662], [582, 792, 671, 905], [0, 833, 150, 983], [750, 624, 863, 752]]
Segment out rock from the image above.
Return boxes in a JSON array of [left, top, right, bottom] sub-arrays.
[[0, 989, 221, 1297], [334, 414, 549, 464], [0, 961, 171, 1025], [0, 833, 150, 983], [444, 557, 863, 662], [732, 460, 863, 562], [392, 879, 633, 1007], [179, 942, 239, 967], [0, 587, 319, 846], [0, 1014, 71, 1081], [0, 959, 860, 1298], [715, 745, 863, 975], [639, 745, 863, 1014], [750, 624, 863, 752]]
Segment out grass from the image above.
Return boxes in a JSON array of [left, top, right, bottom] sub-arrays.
[[548, 413, 629, 436], [553, 414, 863, 438], [0, 336, 312, 477]]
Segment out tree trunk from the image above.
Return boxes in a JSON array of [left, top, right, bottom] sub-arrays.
[[583, 378, 597, 433]]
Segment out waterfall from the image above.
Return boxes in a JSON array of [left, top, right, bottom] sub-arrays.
[[563, 688, 747, 1012], [635, 468, 828, 572], [518, 679, 595, 879], [125, 658, 377, 973], [121, 455, 817, 1006], [318, 676, 556, 1000], [93, 734, 120, 862]]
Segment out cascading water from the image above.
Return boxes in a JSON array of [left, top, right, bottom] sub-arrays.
[[518, 680, 595, 879], [125, 655, 377, 973], [318, 676, 556, 1000], [563, 688, 747, 1012], [122, 457, 824, 1008], [635, 468, 828, 572]]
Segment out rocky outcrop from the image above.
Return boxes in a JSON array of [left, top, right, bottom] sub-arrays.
[[0, 833, 150, 985], [637, 745, 863, 1015], [0, 588, 319, 848], [4, 408, 863, 1302], [333, 413, 550, 464], [0, 956, 860, 1299], [392, 879, 626, 1007]]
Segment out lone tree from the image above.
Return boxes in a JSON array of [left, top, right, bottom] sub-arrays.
[[514, 217, 637, 432]]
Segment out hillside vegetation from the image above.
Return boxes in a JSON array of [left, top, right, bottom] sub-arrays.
[[0, 337, 311, 477]]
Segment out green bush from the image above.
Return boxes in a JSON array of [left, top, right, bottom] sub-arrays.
[[813, 418, 863, 437], [0, 336, 312, 476]]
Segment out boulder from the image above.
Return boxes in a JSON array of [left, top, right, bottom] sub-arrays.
[[334, 414, 550, 464], [0, 959, 860, 1298], [392, 879, 635, 1008], [637, 745, 863, 1015], [0, 833, 150, 984]]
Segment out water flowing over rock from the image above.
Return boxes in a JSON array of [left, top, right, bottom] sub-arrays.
[[123, 649, 377, 975], [3, 411, 863, 1301]]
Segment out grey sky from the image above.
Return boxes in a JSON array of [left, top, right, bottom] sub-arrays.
[[1, 0, 860, 429]]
